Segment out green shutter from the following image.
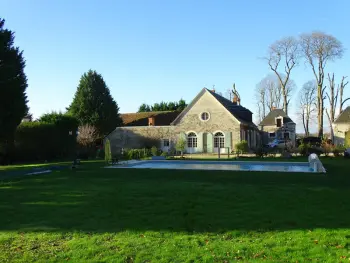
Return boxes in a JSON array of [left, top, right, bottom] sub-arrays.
[[225, 131, 232, 152], [197, 132, 203, 152], [207, 133, 213, 153]]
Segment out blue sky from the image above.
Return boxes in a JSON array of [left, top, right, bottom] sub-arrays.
[[2, 0, 350, 132]]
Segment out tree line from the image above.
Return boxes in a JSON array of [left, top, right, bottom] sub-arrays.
[[255, 31, 348, 137], [138, 99, 187, 112], [0, 18, 122, 163]]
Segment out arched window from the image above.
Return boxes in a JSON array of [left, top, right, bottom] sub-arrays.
[[187, 132, 197, 148], [214, 132, 225, 148]]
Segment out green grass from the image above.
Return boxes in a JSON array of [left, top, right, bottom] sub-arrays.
[[1, 158, 350, 262]]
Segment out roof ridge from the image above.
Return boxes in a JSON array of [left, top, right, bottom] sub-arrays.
[[334, 106, 350, 123], [207, 89, 244, 107]]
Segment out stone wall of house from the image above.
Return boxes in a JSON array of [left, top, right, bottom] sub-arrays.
[[106, 91, 258, 155], [333, 123, 350, 145], [260, 123, 296, 145], [173, 91, 243, 152]]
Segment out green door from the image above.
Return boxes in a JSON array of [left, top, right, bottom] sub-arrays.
[[225, 131, 232, 153], [206, 133, 213, 153], [203, 133, 208, 153], [197, 132, 203, 153]]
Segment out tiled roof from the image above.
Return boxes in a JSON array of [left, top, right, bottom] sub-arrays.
[[334, 106, 350, 124], [206, 89, 253, 124], [121, 111, 180, 126], [259, 109, 294, 126]]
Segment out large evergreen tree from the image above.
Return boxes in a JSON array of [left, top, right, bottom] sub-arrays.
[[67, 70, 122, 135], [0, 19, 28, 150]]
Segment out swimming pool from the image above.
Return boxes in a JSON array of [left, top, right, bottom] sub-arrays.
[[106, 160, 319, 173]]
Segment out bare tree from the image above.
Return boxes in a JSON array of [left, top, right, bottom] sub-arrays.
[[325, 73, 349, 140], [297, 81, 317, 136], [265, 36, 300, 115], [77, 124, 98, 147], [338, 76, 349, 115], [255, 83, 266, 123], [300, 32, 344, 137], [255, 74, 287, 123]]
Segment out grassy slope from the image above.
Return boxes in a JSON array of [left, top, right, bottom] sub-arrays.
[[0, 158, 350, 262]]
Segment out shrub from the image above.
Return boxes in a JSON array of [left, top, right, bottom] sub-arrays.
[[124, 148, 154, 159], [253, 146, 267, 158], [321, 137, 334, 157], [104, 139, 111, 164], [298, 142, 310, 157], [267, 147, 279, 157], [175, 138, 186, 157], [151, 146, 158, 156], [235, 140, 248, 156], [333, 145, 345, 157], [161, 151, 168, 157]]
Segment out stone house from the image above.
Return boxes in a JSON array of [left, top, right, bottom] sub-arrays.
[[106, 88, 259, 155], [258, 108, 296, 145], [332, 106, 350, 145]]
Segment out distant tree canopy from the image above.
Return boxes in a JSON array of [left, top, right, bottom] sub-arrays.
[[138, 99, 187, 112], [67, 70, 122, 136]]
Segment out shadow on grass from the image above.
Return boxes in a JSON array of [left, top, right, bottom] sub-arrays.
[[0, 158, 349, 234]]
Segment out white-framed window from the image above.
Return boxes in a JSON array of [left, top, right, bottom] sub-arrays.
[[163, 139, 170, 147], [214, 132, 225, 148], [200, 112, 210, 121], [187, 132, 197, 148], [269, 132, 276, 138], [276, 117, 283, 127]]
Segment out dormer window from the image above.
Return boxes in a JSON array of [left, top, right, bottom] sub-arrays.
[[276, 117, 283, 127]]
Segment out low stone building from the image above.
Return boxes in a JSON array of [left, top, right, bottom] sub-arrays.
[[332, 106, 350, 145], [106, 88, 260, 155], [259, 108, 296, 145]]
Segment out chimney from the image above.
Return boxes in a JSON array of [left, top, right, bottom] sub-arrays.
[[148, 116, 155, 126], [232, 94, 239, 105]]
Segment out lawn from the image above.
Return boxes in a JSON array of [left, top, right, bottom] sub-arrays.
[[1, 158, 350, 262]]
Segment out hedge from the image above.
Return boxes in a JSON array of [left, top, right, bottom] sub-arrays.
[[13, 115, 78, 162]]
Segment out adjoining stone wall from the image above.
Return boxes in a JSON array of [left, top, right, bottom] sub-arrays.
[[333, 123, 350, 145], [107, 126, 176, 155]]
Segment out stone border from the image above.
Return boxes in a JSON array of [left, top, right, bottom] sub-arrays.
[[308, 154, 326, 173]]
